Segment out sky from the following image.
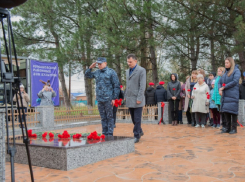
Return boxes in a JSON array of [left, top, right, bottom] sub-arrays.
[[64, 73, 85, 93]]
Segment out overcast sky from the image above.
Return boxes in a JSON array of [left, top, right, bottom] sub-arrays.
[[64, 73, 85, 93]]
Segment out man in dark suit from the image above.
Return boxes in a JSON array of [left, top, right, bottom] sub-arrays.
[[125, 54, 146, 143]]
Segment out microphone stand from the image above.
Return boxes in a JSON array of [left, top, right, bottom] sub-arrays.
[[0, 8, 34, 182]]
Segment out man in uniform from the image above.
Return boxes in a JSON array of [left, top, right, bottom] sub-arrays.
[[85, 57, 120, 136]]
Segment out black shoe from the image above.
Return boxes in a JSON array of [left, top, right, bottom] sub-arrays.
[[140, 132, 144, 137], [229, 130, 237, 134], [221, 129, 230, 133], [134, 138, 140, 143]]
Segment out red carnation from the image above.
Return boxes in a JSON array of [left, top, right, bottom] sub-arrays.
[[27, 130, 32, 137], [187, 89, 191, 92], [32, 134, 37, 138], [173, 88, 176, 91], [49, 132, 54, 138], [194, 88, 196, 90], [101, 134, 105, 139], [120, 85, 123, 88], [183, 89, 185, 91], [42, 132, 47, 138], [222, 83, 226, 87], [206, 92, 209, 95], [207, 94, 210, 99]]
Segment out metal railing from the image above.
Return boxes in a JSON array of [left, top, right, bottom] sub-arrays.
[[7, 108, 40, 128], [54, 106, 101, 125], [117, 105, 158, 121]]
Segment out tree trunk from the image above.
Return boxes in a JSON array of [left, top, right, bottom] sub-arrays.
[[150, 45, 158, 84], [83, 65, 93, 106], [50, 29, 72, 109], [59, 64, 72, 109], [210, 38, 216, 72], [114, 54, 122, 84]]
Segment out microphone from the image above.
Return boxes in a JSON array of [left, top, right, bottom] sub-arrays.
[[0, 0, 28, 8]]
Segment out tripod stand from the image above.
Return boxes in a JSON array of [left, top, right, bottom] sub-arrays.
[[0, 8, 34, 182]]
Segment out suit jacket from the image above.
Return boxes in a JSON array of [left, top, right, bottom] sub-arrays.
[[125, 65, 146, 108]]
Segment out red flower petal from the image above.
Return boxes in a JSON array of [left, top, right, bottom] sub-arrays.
[[222, 83, 226, 87]]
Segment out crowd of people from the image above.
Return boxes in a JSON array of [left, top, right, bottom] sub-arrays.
[[85, 55, 243, 143], [144, 57, 242, 136]]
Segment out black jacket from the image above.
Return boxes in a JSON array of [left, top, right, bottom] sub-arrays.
[[155, 85, 167, 103], [145, 87, 156, 105], [240, 81, 245, 100], [167, 73, 181, 100]]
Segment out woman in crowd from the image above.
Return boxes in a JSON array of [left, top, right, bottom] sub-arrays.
[[13, 84, 30, 127], [209, 80, 220, 128], [167, 73, 181, 126], [184, 70, 198, 126], [212, 67, 225, 129], [198, 69, 208, 83], [191, 74, 210, 128], [219, 57, 241, 134], [38, 84, 56, 106]]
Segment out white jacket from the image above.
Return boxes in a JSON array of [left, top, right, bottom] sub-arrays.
[[192, 82, 210, 113]]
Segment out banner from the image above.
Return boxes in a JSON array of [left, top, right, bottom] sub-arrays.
[[30, 60, 59, 107]]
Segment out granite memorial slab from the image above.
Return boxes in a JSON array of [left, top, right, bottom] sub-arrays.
[[6, 136, 135, 171]]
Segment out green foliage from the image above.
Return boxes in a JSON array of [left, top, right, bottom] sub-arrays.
[[10, 0, 245, 92]]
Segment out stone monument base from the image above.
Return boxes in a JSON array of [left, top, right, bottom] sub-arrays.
[[6, 136, 134, 171]]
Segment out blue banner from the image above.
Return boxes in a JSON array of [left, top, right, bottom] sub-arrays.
[[30, 60, 59, 106]]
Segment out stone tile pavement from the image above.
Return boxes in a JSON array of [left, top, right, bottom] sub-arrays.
[[5, 123, 245, 182]]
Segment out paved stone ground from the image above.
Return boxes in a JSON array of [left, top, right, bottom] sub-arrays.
[[5, 122, 245, 182]]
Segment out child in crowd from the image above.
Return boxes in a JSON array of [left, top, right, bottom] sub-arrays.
[[209, 80, 220, 128]]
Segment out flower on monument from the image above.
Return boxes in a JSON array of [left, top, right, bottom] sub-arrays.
[[101, 134, 105, 139], [27, 130, 37, 138], [58, 130, 70, 139], [73, 133, 82, 139], [49, 132, 54, 138], [222, 83, 226, 87], [42, 132, 48, 138], [87, 131, 104, 140]]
